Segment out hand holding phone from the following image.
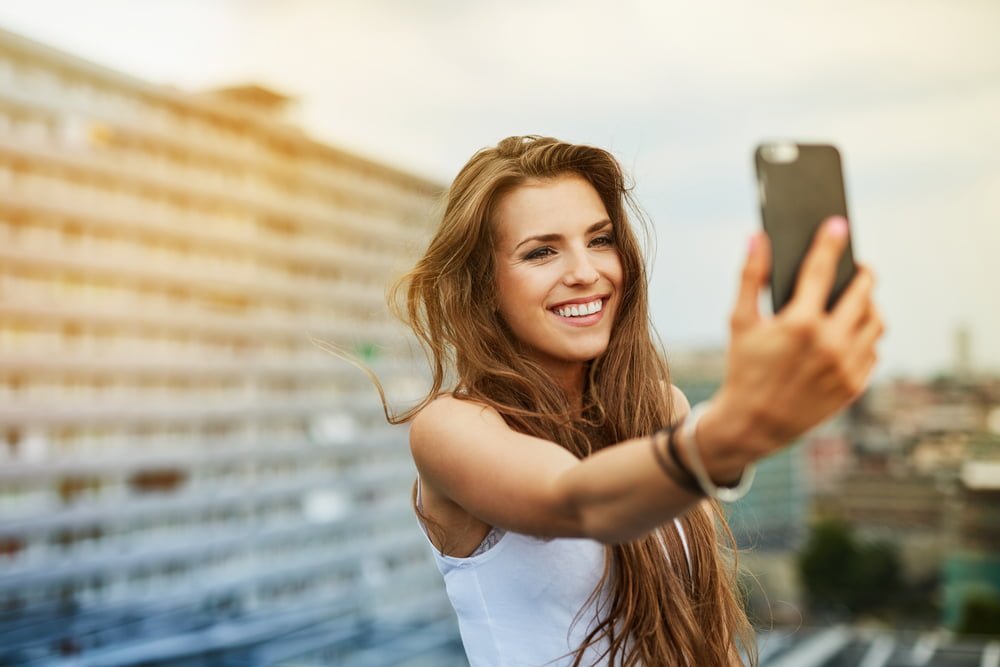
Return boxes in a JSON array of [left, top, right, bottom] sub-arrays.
[[693, 143, 883, 481], [754, 142, 857, 313]]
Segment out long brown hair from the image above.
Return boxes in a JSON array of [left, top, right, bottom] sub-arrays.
[[378, 136, 756, 666]]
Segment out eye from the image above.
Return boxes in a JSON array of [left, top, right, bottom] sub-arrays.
[[590, 233, 615, 247], [524, 246, 555, 260]]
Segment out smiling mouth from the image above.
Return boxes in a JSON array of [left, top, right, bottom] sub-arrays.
[[549, 297, 605, 319]]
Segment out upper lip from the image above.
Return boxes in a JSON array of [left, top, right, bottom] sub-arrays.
[[548, 294, 609, 309]]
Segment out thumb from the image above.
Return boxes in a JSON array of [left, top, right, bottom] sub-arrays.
[[730, 232, 771, 331]]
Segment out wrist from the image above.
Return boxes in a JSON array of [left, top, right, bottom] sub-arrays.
[[690, 390, 758, 484], [675, 401, 757, 502]]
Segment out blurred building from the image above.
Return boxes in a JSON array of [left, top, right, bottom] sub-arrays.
[[812, 468, 949, 583], [818, 374, 1000, 630], [0, 26, 466, 665], [943, 461, 1000, 630], [667, 345, 725, 406]]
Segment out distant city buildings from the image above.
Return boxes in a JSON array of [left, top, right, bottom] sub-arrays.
[[816, 374, 1000, 630], [671, 342, 1000, 632], [0, 25, 463, 665], [944, 461, 1000, 629]]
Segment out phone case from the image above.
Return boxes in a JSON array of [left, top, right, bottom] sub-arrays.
[[754, 143, 857, 313]]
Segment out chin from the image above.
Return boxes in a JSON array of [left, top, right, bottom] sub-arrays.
[[552, 340, 611, 364]]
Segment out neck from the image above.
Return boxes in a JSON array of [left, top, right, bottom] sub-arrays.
[[545, 360, 587, 413]]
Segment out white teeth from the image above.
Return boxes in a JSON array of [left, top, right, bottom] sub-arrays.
[[554, 299, 603, 318]]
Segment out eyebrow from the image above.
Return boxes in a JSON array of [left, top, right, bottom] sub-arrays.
[[513, 219, 613, 252]]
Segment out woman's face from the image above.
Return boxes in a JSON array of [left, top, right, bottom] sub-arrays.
[[493, 173, 623, 377]]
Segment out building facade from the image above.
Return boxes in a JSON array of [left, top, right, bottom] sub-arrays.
[[0, 26, 465, 665]]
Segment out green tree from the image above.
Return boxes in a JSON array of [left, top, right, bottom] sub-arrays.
[[798, 519, 903, 615], [849, 541, 903, 612], [798, 519, 858, 612], [957, 593, 1000, 636]]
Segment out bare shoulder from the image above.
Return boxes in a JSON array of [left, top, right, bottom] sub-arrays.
[[408, 393, 508, 503], [670, 383, 692, 421], [412, 392, 497, 425], [410, 394, 506, 456], [407, 392, 582, 537], [659, 381, 691, 424]]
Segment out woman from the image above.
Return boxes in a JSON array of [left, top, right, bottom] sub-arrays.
[[382, 135, 883, 666]]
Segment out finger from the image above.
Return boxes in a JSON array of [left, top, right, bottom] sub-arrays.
[[859, 350, 879, 383], [813, 301, 883, 398], [830, 264, 875, 334], [855, 305, 886, 350], [850, 350, 879, 401], [818, 344, 879, 404], [730, 232, 771, 332], [786, 216, 851, 317], [844, 307, 885, 376]]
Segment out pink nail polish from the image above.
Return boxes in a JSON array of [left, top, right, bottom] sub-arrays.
[[827, 217, 848, 237]]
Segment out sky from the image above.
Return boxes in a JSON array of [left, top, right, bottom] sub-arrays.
[[0, 0, 997, 380]]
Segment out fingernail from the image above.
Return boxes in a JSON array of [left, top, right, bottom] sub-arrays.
[[748, 234, 759, 254], [826, 216, 848, 237]]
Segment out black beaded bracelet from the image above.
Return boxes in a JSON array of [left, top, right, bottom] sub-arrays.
[[650, 427, 703, 496], [666, 421, 702, 488]]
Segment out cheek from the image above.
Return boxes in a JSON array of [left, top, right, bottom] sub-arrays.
[[600, 254, 625, 318], [496, 269, 551, 329], [607, 252, 624, 286], [494, 274, 518, 325]]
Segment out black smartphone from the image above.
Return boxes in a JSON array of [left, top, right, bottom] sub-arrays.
[[754, 142, 857, 313]]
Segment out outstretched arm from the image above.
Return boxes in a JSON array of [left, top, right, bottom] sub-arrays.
[[410, 385, 701, 545], [412, 216, 884, 545]]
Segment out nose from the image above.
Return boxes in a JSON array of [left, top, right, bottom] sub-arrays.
[[562, 249, 600, 286]]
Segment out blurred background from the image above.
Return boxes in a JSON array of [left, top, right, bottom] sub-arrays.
[[0, 1, 997, 665]]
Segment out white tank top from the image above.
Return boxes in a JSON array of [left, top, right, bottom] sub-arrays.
[[415, 476, 691, 667]]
